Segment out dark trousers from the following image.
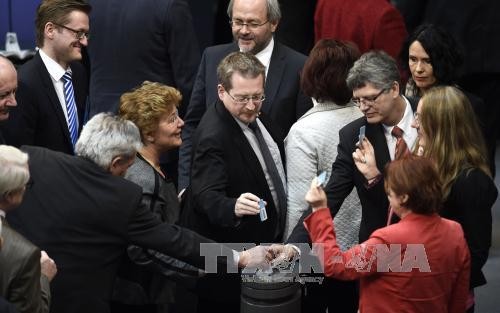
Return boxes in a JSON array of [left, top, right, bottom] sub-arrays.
[[302, 278, 359, 313]]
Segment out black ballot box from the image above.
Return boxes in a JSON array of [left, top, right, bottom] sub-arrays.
[[240, 268, 301, 313]]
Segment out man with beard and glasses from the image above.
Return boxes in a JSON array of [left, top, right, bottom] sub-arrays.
[[180, 52, 286, 313], [178, 0, 312, 191], [2, 0, 90, 155]]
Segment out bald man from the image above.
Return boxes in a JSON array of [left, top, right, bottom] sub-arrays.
[[0, 56, 18, 144]]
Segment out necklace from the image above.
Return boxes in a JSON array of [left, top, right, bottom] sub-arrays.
[[138, 152, 165, 178]]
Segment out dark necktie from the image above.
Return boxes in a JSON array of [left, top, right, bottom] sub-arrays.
[[248, 121, 287, 213], [391, 126, 410, 160], [61, 71, 79, 148]]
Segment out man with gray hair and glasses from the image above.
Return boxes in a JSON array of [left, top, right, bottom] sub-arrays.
[[6, 113, 269, 313], [283, 50, 419, 263], [178, 0, 312, 191]]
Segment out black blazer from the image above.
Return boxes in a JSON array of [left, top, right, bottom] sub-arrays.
[[7, 146, 214, 313], [441, 168, 498, 288], [288, 96, 418, 244], [86, 0, 200, 117], [180, 100, 285, 244], [1, 52, 87, 154], [178, 41, 312, 189]]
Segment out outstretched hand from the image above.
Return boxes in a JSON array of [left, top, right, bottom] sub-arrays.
[[305, 178, 327, 211]]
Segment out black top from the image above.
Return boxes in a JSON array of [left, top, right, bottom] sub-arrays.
[[441, 167, 498, 288]]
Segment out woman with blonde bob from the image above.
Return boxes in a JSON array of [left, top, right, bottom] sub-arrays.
[[411, 86, 498, 312], [114, 81, 197, 313]]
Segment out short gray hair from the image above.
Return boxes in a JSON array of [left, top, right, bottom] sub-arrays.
[[227, 0, 281, 22], [0, 145, 29, 196], [75, 113, 142, 170], [346, 51, 401, 92]]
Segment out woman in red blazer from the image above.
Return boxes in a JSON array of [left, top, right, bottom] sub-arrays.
[[303, 156, 470, 313]]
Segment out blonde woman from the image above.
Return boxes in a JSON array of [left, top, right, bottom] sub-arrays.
[[411, 86, 497, 312]]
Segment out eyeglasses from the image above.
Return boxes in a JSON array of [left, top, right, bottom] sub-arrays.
[[227, 92, 265, 105], [351, 89, 387, 107], [53, 22, 90, 40], [229, 19, 269, 30], [166, 109, 179, 124]]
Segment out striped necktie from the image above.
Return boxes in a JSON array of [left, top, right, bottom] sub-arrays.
[[61, 71, 79, 148], [391, 126, 410, 160], [387, 126, 411, 225]]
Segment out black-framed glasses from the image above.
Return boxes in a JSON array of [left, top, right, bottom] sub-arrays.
[[229, 19, 269, 30], [53, 22, 90, 40], [227, 91, 265, 105], [351, 89, 387, 107]]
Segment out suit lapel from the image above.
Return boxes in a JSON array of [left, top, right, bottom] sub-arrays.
[[263, 41, 285, 115], [35, 53, 73, 147], [366, 122, 391, 171], [215, 102, 270, 189]]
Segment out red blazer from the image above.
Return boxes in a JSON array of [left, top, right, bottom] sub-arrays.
[[305, 209, 470, 313], [314, 0, 407, 60]]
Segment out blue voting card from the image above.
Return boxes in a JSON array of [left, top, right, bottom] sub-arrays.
[[259, 199, 267, 221]]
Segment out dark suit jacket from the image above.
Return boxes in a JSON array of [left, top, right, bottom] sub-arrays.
[[288, 96, 417, 244], [441, 168, 498, 288], [178, 41, 312, 189], [6, 146, 214, 313], [0, 220, 50, 313], [179, 101, 285, 308], [0, 297, 20, 313], [86, 0, 200, 117], [1, 52, 87, 155], [181, 100, 285, 244]]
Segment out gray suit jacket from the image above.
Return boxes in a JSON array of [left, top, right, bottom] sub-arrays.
[[0, 220, 50, 313]]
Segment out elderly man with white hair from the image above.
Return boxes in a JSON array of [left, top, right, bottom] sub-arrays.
[[6, 113, 269, 313], [0, 145, 58, 313]]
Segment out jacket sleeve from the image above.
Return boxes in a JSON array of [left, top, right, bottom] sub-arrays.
[[450, 169, 497, 288], [178, 49, 209, 190], [164, 0, 200, 117], [9, 248, 50, 313], [190, 136, 239, 228], [304, 208, 382, 280]]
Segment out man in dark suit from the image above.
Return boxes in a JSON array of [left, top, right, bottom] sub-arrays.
[[86, 0, 200, 186], [86, 0, 200, 118], [6, 113, 268, 313], [0, 145, 57, 313], [180, 51, 286, 312], [2, 0, 90, 155], [178, 0, 312, 190], [282, 51, 418, 258], [0, 56, 18, 145]]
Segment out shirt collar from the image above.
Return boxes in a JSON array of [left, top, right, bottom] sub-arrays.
[[254, 37, 274, 73], [382, 96, 415, 137], [39, 49, 71, 81]]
